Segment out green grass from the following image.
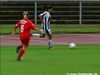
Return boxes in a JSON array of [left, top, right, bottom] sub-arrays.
[[1, 45, 100, 75], [52, 28, 100, 33], [0, 24, 100, 34]]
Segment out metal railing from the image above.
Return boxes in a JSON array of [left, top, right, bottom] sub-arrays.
[[0, 0, 100, 24]]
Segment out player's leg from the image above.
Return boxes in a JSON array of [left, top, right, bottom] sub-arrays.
[[17, 44, 27, 61], [48, 34, 52, 48], [16, 45, 22, 53], [40, 24, 45, 38], [17, 38, 29, 61], [40, 33, 45, 38], [46, 29, 52, 48], [16, 44, 24, 61]]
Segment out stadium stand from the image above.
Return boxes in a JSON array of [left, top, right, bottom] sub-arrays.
[[0, 1, 100, 24]]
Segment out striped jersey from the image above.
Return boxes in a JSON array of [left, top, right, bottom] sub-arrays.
[[39, 11, 51, 29]]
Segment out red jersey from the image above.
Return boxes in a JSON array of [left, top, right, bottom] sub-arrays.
[[16, 18, 35, 39]]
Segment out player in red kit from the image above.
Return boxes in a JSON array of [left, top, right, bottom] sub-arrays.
[[12, 11, 44, 61]]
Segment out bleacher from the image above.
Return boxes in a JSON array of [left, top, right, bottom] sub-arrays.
[[0, 1, 35, 24], [0, 1, 100, 24], [82, 1, 100, 24]]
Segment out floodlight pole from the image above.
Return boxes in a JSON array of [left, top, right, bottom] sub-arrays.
[[79, 0, 82, 24], [34, 1, 37, 25]]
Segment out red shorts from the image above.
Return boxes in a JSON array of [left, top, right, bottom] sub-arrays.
[[20, 36, 30, 46]]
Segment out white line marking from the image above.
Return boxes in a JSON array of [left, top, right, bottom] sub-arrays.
[[84, 34, 100, 38], [70, 34, 100, 38]]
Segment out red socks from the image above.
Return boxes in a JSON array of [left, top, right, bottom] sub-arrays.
[[18, 49, 25, 59]]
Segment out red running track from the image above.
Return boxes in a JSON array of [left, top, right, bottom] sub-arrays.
[[0, 34, 100, 46]]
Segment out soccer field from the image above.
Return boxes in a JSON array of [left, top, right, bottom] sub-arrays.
[[1, 45, 100, 75]]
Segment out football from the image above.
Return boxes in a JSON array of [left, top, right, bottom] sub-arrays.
[[69, 42, 76, 48]]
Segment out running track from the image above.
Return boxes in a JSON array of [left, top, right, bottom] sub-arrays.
[[0, 34, 100, 46]]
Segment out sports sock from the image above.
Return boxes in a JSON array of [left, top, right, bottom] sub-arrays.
[[48, 40, 52, 47], [18, 49, 25, 59]]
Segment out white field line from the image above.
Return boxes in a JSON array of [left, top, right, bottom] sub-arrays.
[[84, 34, 100, 38], [71, 34, 100, 38]]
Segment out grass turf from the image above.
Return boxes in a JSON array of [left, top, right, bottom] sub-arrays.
[[0, 24, 100, 34], [0, 45, 100, 75]]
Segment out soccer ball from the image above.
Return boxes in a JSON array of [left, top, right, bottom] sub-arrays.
[[69, 42, 76, 48]]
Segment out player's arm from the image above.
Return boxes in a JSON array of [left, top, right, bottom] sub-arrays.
[[12, 24, 18, 34], [49, 16, 56, 22], [38, 12, 46, 24], [34, 27, 41, 32], [38, 15, 43, 24], [34, 27, 44, 34], [51, 19, 56, 22], [30, 22, 44, 34]]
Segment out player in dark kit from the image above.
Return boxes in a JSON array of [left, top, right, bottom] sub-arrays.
[[12, 11, 44, 61], [39, 5, 53, 48]]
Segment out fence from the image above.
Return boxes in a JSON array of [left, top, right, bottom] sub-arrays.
[[0, 0, 100, 24]]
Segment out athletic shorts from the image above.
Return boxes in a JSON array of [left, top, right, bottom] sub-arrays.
[[20, 36, 30, 46], [42, 24, 52, 36]]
